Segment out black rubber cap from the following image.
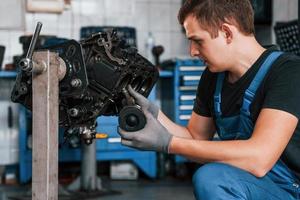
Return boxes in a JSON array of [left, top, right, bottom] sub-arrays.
[[119, 105, 146, 131]]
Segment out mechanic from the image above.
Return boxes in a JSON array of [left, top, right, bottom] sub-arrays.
[[118, 0, 300, 199]]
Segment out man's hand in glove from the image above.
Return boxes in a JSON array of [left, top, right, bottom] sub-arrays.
[[118, 109, 173, 153], [128, 85, 159, 118]]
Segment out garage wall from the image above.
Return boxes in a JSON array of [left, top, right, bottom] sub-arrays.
[[272, 0, 298, 43], [0, 0, 299, 70], [273, 0, 298, 22], [0, 0, 189, 69]]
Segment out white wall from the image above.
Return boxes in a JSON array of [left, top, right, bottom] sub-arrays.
[[254, 0, 298, 45], [0, 0, 189, 69], [273, 0, 298, 23], [272, 0, 298, 43], [0, 0, 299, 69]]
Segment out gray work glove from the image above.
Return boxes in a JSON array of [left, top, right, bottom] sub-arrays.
[[118, 109, 173, 153], [128, 85, 159, 118]]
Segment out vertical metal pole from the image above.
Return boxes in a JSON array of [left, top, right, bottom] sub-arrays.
[[81, 142, 97, 191], [67, 139, 102, 192], [32, 51, 59, 200]]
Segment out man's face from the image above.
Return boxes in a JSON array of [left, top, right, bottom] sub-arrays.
[[183, 15, 230, 72]]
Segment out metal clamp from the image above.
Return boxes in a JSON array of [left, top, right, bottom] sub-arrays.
[[19, 22, 43, 72]]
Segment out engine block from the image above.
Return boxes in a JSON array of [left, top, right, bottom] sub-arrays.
[[11, 30, 159, 145]]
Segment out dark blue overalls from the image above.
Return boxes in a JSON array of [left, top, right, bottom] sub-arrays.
[[193, 52, 300, 199]]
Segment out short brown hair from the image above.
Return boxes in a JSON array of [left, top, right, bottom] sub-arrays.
[[178, 0, 255, 38]]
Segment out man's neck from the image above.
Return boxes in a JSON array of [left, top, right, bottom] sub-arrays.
[[227, 37, 266, 83]]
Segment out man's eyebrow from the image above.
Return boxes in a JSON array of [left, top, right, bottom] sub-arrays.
[[187, 36, 202, 41]]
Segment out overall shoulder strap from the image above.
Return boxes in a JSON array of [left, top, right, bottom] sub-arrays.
[[241, 51, 284, 115], [214, 72, 225, 116]]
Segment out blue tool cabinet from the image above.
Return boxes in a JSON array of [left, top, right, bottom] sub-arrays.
[[175, 59, 206, 163], [166, 59, 206, 163], [173, 59, 205, 126]]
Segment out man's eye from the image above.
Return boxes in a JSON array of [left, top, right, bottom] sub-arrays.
[[194, 40, 202, 45]]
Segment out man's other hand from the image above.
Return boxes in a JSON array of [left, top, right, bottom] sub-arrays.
[[128, 85, 159, 118]]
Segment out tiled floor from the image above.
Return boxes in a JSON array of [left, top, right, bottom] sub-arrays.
[[0, 177, 195, 200], [97, 178, 194, 200]]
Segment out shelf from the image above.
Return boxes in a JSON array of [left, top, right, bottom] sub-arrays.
[[0, 71, 17, 78], [159, 70, 173, 77], [179, 105, 193, 110], [0, 70, 172, 79], [180, 95, 196, 101], [179, 86, 197, 91], [179, 66, 206, 71]]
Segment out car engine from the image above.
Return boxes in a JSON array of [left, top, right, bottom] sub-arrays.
[[11, 29, 159, 145]]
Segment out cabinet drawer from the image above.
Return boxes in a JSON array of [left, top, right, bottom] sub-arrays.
[[97, 116, 118, 125], [97, 124, 118, 137]]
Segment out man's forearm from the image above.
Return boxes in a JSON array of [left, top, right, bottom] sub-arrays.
[[169, 136, 265, 177], [157, 110, 193, 139]]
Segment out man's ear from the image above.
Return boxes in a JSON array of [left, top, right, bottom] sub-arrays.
[[220, 23, 233, 44]]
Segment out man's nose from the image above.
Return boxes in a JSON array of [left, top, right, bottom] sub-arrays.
[[190, 42, 201, 58]]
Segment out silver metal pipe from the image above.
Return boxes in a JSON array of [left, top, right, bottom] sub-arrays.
[[26, 22, 42, 60]]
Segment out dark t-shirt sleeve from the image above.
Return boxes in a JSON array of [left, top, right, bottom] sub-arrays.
[[193, 68, 215, 117], [263, 58, 300, 119]]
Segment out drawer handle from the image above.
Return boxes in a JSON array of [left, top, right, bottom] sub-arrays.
[[95, 133, 108, 139]]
